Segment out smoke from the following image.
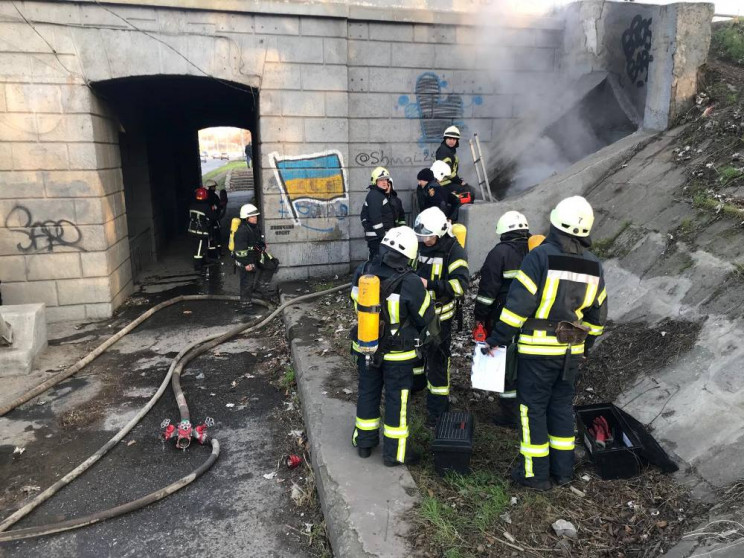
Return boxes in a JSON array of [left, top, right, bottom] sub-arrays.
[[470, 2, 634, 198]]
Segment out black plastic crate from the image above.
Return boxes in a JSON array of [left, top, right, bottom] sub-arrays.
[[575, 403, 643, 480], [432, 411, 474, 476]]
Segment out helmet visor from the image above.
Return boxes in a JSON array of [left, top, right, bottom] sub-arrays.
[[413, 221, 435, 237]]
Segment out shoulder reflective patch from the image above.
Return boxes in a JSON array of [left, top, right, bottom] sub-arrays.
[[503, 270, 518, 279], [515, 270, 537, 295]]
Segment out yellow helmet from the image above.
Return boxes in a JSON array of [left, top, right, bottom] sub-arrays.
[[370, 166, 391, 186]]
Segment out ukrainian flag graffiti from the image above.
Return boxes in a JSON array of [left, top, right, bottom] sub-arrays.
[[270, 150, 348, 224]]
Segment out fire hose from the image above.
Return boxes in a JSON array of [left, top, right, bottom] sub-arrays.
[[0, 284, 350, 542]]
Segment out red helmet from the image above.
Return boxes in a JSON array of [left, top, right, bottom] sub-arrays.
[[195, 187, 208, 201]]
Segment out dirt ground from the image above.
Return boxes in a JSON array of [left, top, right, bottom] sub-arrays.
[[315, 272, 709, 558]]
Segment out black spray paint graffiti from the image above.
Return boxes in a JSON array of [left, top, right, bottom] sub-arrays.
[[5, 205, 86, 253], [621, 15, 654, 88], [354, 149, 436, 167]]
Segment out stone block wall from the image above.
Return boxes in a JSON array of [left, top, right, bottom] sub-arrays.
[[0, 4, 133, 322]]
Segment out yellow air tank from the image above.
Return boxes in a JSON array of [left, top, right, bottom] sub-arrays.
[[228, 217, 242, 252], [528, 234, 545, 251], [452, 223, 467, 248], [357, 274, 380, 354]]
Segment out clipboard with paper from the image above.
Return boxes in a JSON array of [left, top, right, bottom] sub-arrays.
[[471, 342, 506, 393]]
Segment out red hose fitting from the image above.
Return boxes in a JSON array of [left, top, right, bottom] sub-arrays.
[[160, 419, 176, 442], [192, 416, 214, 445], [176, 420, 192, 450]]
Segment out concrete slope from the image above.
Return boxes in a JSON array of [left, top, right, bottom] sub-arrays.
[[463, 126, 744, 489]]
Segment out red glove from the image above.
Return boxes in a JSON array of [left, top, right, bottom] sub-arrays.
[[473, 322, 487, 343]]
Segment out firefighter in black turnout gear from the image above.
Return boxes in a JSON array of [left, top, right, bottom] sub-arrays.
[[485, 196, 607, 490], [351, 227, 437, 466], [233, 203, 279, 306], [414, 207, 470, 426], [360, 166, 400, 260], [187, 187, 218, 270], [474, 211, 531, 428]]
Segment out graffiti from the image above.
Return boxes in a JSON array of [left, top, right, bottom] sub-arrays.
[[269, 150, 349, 230], [621, 15, 653, 88], [396, 72, 482, 146], [354, 149, 436, 167], [5, 205, 86, 253], [269, 224, 295, 237]]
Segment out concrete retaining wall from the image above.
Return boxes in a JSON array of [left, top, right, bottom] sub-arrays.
[[0, 0, 713, 320]]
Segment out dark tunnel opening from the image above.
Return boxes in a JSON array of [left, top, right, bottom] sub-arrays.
[[91, 75, 259, 281]]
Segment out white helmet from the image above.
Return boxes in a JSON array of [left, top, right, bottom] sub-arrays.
[[496, 211, 529, 235], [414, 207, 450, 239], [381, 226, 418, 260], [443, 126, 461, 140], [550, 196, 594, 237], [430, 160, 451, 182], [239, 204, 260, 219]]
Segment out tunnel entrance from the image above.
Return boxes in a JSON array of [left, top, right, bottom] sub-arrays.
[[91, 76, 259, 281]]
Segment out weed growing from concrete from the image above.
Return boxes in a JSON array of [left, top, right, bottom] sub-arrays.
[[592, 220, 632, 259], [280, 365, 296, 390]]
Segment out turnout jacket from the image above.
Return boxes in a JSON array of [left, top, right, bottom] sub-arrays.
[[474, 231, 530, 323], [416, 235, 470, 322], [351, 250, 436, 362], [389, 189, 406, 226], [416, 179, 459, 220], [361, 185, 396, 241], [435, 141, 462, 188], [233, 221, 264, 267], [486, 227, 607, 358], [187, 199, 217, 237]]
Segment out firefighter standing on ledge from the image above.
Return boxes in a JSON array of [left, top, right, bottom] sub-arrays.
[[485, 196, 607, 491]]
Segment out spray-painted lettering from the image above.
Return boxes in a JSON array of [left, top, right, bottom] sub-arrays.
[[5, 205, 86, 253], [621, 15, 654, 88], [354, 149, 436, 167]]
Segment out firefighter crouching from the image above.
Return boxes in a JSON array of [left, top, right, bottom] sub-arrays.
[[414, 207, 470, 427], [484, 196, 607, 490], [233, 203, 279, 306], [473, 211, 531, 428], [351, 227, 438, 466], [187, 187, 218, 270]]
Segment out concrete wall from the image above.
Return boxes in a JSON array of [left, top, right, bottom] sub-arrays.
[[0, 1, 713, 320], [561, 0, 714, 130]]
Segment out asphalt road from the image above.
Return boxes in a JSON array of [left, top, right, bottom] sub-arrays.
[[0, 273, 320, 557]]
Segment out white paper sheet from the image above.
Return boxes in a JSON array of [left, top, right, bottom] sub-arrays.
[[471, 342, 506, 393]]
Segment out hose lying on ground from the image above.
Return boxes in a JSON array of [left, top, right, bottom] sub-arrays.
[[0, 295, 250, 417], [0, 284, 350, 542]]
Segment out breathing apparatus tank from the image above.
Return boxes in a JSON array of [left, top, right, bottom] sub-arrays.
[[528, 234, 545, 251], [356, 274, 380, 355], [452, 223, 467, 249]]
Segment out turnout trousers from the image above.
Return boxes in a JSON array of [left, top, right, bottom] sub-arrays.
[[192, 236, 208, 268], [425, 317, 452, 420], [353, 356, 414, 464], [514, 356, 577, 482]]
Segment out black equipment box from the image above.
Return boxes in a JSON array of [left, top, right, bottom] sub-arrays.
[[575, 403, 643, 480], [432, 411, 474, 477]]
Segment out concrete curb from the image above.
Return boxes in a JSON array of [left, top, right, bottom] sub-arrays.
[[282, 295, 419, 558]]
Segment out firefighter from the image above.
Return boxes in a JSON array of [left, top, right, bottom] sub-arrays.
[[205, 181, 223, 257], [484, 196, 607, 490], [414, 207, 470, 427], [233, 203, 279, 306], [351, 226, 437, 466], [430, 162, 461, 221], [435, 126, 473, 217], [187, 187, 218, 270], [389, 177, 406, 227], [360, 167, 397, 260], [474, 211, 531, 428]]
